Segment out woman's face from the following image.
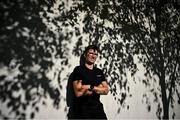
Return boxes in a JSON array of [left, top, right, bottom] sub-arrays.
[[85, 49, 98, 64]]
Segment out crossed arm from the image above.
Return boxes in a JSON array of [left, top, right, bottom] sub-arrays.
[[73, 80, 109, 97]]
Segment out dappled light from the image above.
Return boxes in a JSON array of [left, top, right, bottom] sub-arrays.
[[0, 0, 180, 119]]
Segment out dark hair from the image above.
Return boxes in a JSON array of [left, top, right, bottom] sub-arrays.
[[79, 45, 99, 66], [84, 45, 99, 55]]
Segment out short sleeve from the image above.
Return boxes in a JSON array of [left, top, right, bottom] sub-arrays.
[[100, 70, 106, 82], [72, 66, 83, 81]]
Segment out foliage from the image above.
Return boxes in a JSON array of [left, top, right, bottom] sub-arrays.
[[0, 0, 180, 119], [60, 0, 180, 119], [0, 0, 66, 119]]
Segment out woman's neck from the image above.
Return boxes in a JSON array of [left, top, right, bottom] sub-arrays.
[[85, 63, 94, 70]]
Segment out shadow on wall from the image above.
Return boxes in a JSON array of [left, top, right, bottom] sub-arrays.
[[1, 0, 180, 119], [0, 0, 65, 119]]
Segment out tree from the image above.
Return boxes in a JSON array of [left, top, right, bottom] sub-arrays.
[[0, 0, 68, 119], [106, 1, 180, 119], [1, 0, 179, 119], [56, 0, 180, 119]]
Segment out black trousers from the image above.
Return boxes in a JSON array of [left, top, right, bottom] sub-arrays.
[[67, 103, 107, 119]]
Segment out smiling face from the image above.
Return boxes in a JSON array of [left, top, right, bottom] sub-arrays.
[[85, 49, 98, 65]]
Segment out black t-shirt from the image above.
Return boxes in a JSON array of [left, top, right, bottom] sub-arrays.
[[72, 65, 106, 105]]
